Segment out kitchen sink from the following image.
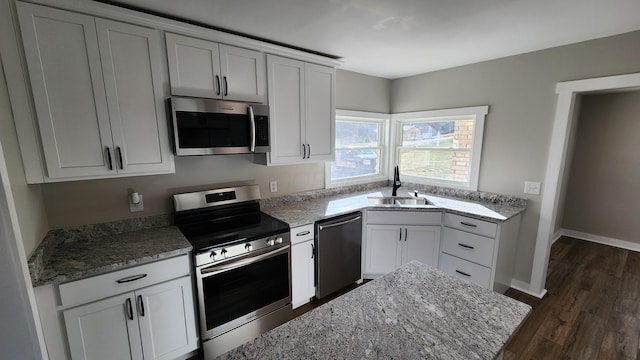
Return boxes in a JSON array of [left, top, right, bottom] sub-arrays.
[[367, 196, 432, 206]]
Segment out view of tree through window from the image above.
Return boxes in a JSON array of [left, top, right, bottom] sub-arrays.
[[398, 118, 475, 183], [331, 120, 382, 180]]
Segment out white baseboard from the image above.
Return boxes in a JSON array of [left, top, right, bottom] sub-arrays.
[[558, 229, 640, 252], [551, 230, 563, 244], [509, 279, 547, 299]]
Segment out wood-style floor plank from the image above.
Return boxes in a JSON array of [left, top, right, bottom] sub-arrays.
[[505, 236, 639, 359]]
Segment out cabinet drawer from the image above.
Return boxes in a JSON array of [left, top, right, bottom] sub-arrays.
[[291, 224, 314, 245], [444, 213, 497, 238], [367, 210, 441, 226], [439, 253, 491, 289], [59, 255, 190, 307], [441, 228, 494, 267]]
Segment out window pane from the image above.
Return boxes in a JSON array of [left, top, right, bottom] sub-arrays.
[[336, 121, 379, 147], [332, 149, 380, 180], [399, 148, 470, 183], [401, 119, 474, 149]]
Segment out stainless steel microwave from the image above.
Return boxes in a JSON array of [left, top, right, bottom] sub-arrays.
[[170, 97, 270, 156]]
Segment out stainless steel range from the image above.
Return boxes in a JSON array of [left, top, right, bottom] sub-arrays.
[[173, 185, 292, 359]]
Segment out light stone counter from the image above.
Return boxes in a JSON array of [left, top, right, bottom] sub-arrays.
[[262, 186, 526, 228], [220, 261, 531, 359], [28, 214, 191, 286]]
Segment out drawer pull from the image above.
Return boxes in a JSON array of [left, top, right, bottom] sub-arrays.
[[296, 230, 311, 236], [458, 243, 475, 250], [311, 243, 315, 259], [455, 270, 471, 277], [460, 221, 477, 228], [116, 274, 147, 284]]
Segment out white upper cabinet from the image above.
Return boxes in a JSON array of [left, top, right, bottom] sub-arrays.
[[263, 54, 335, 165], [17, 2, 174, 181], [165, 33, 266, 103]]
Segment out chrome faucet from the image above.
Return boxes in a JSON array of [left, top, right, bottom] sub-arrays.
[[392, 165, 401, 196]]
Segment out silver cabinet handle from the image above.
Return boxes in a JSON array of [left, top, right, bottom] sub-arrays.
[[116, 274, 147, 284], [458, 243, 475, 250], [125, 298, 134, 320], [137, 295, 145, 317], [455, 270, 471, 277], [296, 230, 311, 236], [248, 105, 256, 152], [460, 221, 477, 228]]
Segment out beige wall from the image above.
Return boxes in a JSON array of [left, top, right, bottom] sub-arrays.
[[561, 91, 640, 241], [391, 30, 640, 283], [0, 57, 49, 256], [40, 70, 391, 229], [336, 69, 392, 113]]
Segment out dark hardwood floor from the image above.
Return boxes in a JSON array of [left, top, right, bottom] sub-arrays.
[[503, 236, 640, 359]]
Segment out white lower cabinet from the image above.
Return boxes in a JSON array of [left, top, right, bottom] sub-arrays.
[[364, 210, 442, 279], [64, 275, 197, 360], [291, 224, 315, 309], [439, 213, 521, 293]]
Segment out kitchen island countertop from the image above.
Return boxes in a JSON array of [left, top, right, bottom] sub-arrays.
[[220, 260, 531, 359]]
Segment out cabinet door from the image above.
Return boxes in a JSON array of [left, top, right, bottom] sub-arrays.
[[96, 19, 173, 175], [403, 226, 441, 268], [137, 276, 198, 360], [17, 3, 114, 178], [304, 63, 335, 162], [64, 292, 143, 360], [291, 239, 316, 309], [165, 33, 221, 98], [365, 225, 403, 278], [219, 44, 265, 103], [266, 55, 305, 164]]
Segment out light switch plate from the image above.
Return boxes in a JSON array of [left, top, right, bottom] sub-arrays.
[[269, 181, 277, 193], [524, 181, 541, 195]]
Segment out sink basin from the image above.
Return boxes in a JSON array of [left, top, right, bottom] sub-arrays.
[[367, 196, 432, 206]]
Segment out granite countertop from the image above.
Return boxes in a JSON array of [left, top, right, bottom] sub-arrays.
[[221, 261, 531, 359], [30, 225, 191, 287], [262, 187, 526, 228]]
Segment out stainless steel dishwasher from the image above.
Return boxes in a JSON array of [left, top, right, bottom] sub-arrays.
[[315, 211, 362, 299]]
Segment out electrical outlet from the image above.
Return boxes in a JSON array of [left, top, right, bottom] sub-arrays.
[[524, 181, 541, 195], [129, 194, 144, 212], [269, 181, 277, 193]]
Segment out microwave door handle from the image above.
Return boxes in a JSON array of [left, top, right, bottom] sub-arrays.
[[248, 105, 256, 152]]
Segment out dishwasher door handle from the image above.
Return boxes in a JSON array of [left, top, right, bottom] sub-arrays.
[[318, 215, 362, 231]]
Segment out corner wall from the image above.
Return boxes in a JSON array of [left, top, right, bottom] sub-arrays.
[[391, 30, 640, 284]]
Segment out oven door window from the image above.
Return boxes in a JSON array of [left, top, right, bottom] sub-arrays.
[[202, 251, 289, 331], [176, 111, 250, 148]]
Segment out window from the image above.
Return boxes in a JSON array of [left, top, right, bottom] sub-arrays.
[[392, 106, 488, 190], [326, 110, 389, 187]]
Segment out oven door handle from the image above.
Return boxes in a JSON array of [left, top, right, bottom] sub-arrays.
[[200, 245, 289, 278]]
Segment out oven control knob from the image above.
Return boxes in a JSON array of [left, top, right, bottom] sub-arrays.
[[245, 243, 252, 251], [210, 251, 217, 261], [221, 249, 228, 258], [275, 237, 283, 244], [266, 239, 275, 246]]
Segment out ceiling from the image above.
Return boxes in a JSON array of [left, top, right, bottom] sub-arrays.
[[110, 0, 640, 79]]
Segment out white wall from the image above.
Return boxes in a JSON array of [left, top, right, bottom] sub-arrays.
[[391, 30, 640, 284]]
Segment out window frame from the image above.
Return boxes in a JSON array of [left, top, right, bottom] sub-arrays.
[[390, 106, 488, 191], [325, 110, 390, 188]]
